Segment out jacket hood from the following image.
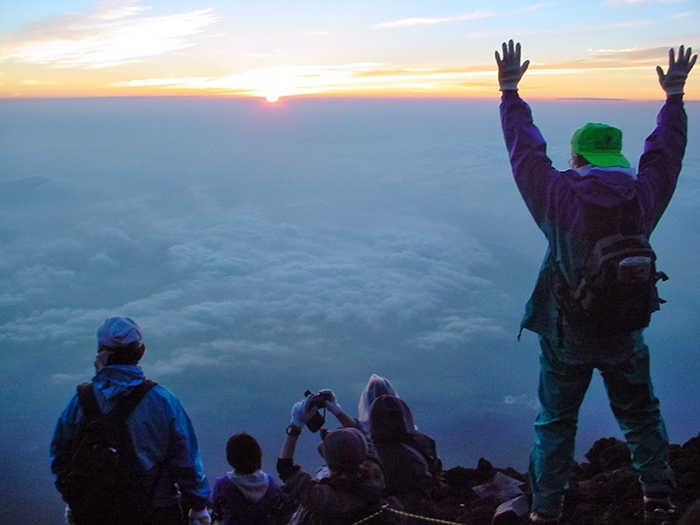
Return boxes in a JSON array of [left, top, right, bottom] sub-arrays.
[[226, 470, 269, 502], [358, 374, 398, 429], [92, 365, 145, 401], [566, 167, 638, 208], [369, 395, 416, 443]]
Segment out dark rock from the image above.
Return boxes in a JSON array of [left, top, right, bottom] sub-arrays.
[[443, 458, 496, 487], [492, 494, 530, 524], [431, 434, 700, 525], [584, 437, 632, 474], [677, 498, 700, 525], [275, 434, 700, 525]]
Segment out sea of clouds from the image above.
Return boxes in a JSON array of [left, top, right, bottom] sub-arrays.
[[1, 96, 699, 523]]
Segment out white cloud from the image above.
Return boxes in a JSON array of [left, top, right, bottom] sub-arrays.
[[111, 63, 495, 99], [1, 207, 502, 364], [668, 11, 695, 19], [605, 0, 686, 4], [415, 316, 505, 350], [374, 4, 555, 30], [375, 9, 496, 29], [0, 2, 218, 68], [51, 372, 88, 383], [518, 3, 558, 12], [503, 394, 540, 410], [148, 339, 290, 376], [20, 79, 59, 85], [609, 20, 653, 27]]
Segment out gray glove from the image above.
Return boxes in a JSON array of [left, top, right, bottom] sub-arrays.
[[495, 39, 530, 91], [656, 45, 697, 96]]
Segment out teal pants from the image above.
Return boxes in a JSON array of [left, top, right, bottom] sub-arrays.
[[529, 330, 675, 517]]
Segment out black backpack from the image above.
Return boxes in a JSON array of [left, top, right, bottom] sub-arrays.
[[552, 233, 668, 338], [65, 379, 157, 525]]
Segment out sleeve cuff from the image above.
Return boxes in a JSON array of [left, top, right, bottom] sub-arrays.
[[277, 458, 300, 481]]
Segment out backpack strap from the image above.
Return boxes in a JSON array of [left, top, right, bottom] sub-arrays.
[[110, 379, 158, 420], [76, 379, 157, 421], [399, 442, 431, 475], [76, 382, 101, 418]]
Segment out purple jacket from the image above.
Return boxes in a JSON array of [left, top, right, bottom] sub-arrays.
[[499, 91, 688, 338], [211, 472, 281, 525]]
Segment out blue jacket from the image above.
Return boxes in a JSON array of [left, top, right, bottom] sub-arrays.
[[50, 365, 211, 510], [499, 91, 688, 338]]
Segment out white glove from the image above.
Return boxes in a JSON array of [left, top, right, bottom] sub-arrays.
[[656, 45, 697, 96], [290, 396, 317, 427], [319, 389, 342, 415], [64, 505, 75, 525], [495, 39, 530, 91], [189, 508, 212, 525]]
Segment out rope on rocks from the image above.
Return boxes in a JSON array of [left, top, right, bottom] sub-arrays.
[[350, 503, 467, 525]]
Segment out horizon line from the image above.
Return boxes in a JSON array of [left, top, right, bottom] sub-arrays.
[[1, 93, 693, 103]]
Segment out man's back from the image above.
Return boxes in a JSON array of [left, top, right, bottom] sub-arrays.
[[63, 378, 156, 525], [499, 90, 687, 339], [53, 365, 211, 522], [51, 317, 211, 525]]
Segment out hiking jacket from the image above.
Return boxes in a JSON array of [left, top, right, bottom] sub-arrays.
[[499, 91, 688, 339], [211, 471, 281, 525], [50, 365, 211, 511], [278, 459, 385, 525]]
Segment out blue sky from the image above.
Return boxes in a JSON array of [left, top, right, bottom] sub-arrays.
[[0, 0, 698, 99]]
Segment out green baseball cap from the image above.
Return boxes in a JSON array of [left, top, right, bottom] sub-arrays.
[[571, 122, 631, 168]]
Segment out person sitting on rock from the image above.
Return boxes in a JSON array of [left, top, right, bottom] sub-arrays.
[[368, 394, 442, 507]]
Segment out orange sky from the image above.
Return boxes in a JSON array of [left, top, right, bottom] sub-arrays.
[[1, 1, 698, 101]]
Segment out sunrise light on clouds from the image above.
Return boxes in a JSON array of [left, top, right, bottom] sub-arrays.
[[0, 0, 698, 100]]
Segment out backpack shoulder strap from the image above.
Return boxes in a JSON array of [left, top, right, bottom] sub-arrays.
[[76, 382, 101, 418], [399, 442, 432, 476], [110, 379, 158, 421]]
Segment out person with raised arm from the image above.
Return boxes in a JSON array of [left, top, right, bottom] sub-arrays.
[[495, 40, 696, 524]]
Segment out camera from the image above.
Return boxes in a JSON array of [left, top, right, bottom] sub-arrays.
[[303, 390, 330, 432], [304, 389, 331, 408]]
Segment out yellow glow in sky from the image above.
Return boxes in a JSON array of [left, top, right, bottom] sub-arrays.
[[0, 1, 698, 100]]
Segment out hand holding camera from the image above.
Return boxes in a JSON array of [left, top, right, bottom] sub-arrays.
[[291, 390, 344, 433], [302, 390, 333, 432], [290, 396, 318, 429], [318, 389, 343, 415]]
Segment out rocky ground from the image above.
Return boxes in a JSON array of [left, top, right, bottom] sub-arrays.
[[426, 434, 700, 525], [269, 434, 700, 524]]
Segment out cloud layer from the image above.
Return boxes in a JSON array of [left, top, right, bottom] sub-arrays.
[[2, 96, 700, 525]]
